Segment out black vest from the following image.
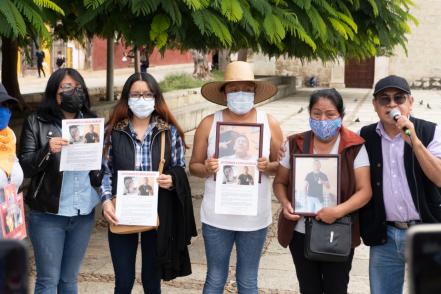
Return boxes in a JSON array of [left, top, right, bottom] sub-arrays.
[[359, 117, 441, 246], [110, 120, 171, 195]]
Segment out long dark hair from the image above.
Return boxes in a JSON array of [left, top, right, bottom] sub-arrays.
[[308, 88, 345, 118], [105, 72, 187, 147], [38, 68, 94, 119]]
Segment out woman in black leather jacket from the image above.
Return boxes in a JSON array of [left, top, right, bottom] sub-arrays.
[[19, 68, 100, 293]]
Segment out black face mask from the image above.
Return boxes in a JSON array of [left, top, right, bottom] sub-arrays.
[[60, 88, 85, 113]]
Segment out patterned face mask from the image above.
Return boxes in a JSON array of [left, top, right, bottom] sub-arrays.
[[309, 117, 342, 141]]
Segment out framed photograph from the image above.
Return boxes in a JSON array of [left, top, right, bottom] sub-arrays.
[[292, 154, 341, 216], [214, 122, 263, 182], [215, 122, 263, 160]]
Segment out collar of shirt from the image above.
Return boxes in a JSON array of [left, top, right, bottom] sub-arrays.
[[128, 120, 156, 142], [375, 121, 402, 142]]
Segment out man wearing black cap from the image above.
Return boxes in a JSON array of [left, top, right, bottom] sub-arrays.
[[359, 75, 441, 294]]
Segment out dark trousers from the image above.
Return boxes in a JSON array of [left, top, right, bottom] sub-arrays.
[[108, 229, 161, 294], [289, 231, 354, 294], [37, 62, 45, 77]]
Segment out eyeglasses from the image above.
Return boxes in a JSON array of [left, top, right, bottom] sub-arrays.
[[59, 83, 82, 91], [376, 94, 408, 106], [129, 92, 154, 100]]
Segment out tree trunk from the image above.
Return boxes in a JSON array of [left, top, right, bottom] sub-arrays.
[[191, 50, 210, 80], [106, 37, 114, 101], [84, 38, 92, 70], [218, 49, 230, 71], [1, 37, 25, 109], [237, 48, 248, 61], [134, 47, 140, 74]]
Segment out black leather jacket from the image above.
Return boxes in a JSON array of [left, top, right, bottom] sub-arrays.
[[19, 111, 100, 213]]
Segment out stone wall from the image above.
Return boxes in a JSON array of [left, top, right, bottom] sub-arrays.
[[387, 0, 441, 84], [275, 56, 332, 87]]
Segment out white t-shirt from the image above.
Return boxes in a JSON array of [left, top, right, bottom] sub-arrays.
[[279, 135, 370, 233]]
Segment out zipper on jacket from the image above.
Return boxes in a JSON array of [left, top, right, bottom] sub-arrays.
[[33, 171, 46, 199], [37, 151, 51, 168]]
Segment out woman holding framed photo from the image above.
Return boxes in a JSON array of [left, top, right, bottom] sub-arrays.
[[190, 61, 283, 293], [273, 88, 372, 294]]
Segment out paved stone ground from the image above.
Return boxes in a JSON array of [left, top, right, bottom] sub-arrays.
[[25, 87, 441, 293]]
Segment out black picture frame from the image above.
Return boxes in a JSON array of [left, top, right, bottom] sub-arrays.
[[291, 154, 341, 216]]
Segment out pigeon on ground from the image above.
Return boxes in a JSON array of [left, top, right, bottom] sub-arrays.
[[354, 117, 360, 122], [427, 103, 432, 109], [419, 99, 423, 105], [297, 107, 304, 113]]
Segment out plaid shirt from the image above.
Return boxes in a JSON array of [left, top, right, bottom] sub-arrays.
[[100, 120, 185, 202]]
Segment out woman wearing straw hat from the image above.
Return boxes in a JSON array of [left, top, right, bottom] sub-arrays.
[[190, 61, 283, 293]]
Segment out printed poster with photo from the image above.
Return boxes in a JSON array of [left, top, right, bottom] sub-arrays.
[[115, 171, 159, 226], [215, 161, 259, 216], [0, 184, 26, 240], [59, 118, 105, 171]]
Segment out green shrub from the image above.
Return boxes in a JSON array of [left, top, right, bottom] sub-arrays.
[[160, 70, 224, 92]]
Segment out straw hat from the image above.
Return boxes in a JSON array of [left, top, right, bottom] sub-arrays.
[[201, 61, 277, 106]]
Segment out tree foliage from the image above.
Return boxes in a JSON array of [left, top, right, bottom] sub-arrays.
[[51, 0, 417, 61], [0, 0, 64, 107], [0, 0, 63, 45]]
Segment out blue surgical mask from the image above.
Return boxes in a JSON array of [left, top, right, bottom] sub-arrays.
[[128, 98, 155, 119], [309, 117, 342, 141], [0, 106, 11, 130], [226, 92, 254, 115]]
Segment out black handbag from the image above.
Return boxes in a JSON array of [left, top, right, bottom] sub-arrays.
[[304, 215, 352, 262]]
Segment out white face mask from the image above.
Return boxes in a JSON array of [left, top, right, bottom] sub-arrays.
[[128, 97, 155, 119], [226, 91, 255, 115]]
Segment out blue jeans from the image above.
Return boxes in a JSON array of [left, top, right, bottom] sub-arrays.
[[369, 225, 406, 294], [29, 210, 95, 294], [108, 229, 160, 294], [202, 223, 267, 294]]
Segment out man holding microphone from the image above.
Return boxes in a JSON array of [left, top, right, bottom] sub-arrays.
[[359, 75, 441, 294]]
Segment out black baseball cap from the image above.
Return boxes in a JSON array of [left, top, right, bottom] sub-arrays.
[[373, 75, 411, 96], [0, 83, 18, 104]]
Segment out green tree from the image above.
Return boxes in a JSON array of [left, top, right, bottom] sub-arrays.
[[0, 0, 63, 107], [47, 0, 416, 99], [2, 0, 417, 105]]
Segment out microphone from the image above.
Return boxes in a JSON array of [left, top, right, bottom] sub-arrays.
[[388, 108, 411, 136]]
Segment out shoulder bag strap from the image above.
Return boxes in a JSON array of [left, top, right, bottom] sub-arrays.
[[303, 131, 312, 154], [158, 131, 166, 174]]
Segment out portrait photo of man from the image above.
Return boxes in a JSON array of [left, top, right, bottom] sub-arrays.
[[84, 124, 99, 143], [238, 166, 254, 185], [138, 177, 154, 196], [69, 125, 83, 144]]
